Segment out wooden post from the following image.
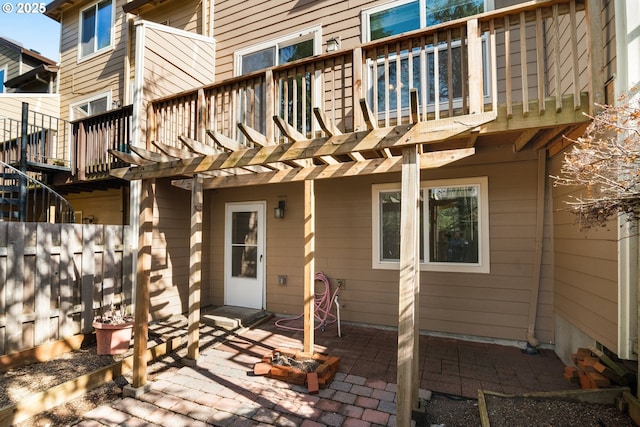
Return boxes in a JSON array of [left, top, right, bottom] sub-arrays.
[[467, 18, 483, 115], [187, 175, 203, 361], [353, 47, 363, 131], [397, 145, 420, 426], [585, 0, 605, 113], [132, 178, 154, 389], [303, 179, 315, 354], [265, 69, 275, 144], [197, 88, 207, 144]]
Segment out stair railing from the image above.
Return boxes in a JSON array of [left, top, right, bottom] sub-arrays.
[[0, 160, 75, 223]]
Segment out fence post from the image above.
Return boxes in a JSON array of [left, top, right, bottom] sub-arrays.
[[19, 102, 29, 222]]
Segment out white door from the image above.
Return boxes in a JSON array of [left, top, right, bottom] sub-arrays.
[[224, 202, 266, 309]]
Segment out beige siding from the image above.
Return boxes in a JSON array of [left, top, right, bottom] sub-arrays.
[[0, 45, 21, 90], [142, 25, 215, 101], [0, 94, 60, 119], [65, 188, 126, 225], [203, 141, 554, 343], [148, 179, 192, 319], [550, 148, 618, 351], [57, 0, 128, 121]]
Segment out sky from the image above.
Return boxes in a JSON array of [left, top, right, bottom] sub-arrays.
[[0, 4, 61, 61]]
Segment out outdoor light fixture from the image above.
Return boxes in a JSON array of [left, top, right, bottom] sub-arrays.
[[326, 37, 340, 52], [274, 200, 286, 219]]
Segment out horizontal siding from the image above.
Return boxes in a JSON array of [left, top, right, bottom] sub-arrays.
[[550, 147, 618, 351], [0, 94, 60, 119], [201, 142, 554, 343], [58, 0, 129, 121], [0, 46, 21, 86]]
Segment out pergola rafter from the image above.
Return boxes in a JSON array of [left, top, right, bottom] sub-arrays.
[[112, 94, 496, 425]]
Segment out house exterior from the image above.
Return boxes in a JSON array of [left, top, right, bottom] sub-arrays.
[[38, 0, 638, 388], [0, 37, 60, 120]]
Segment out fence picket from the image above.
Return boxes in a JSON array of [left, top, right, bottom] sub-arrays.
[[0, 223, 132, 355]]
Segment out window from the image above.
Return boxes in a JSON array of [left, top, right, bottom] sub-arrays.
[[235, 28, 320, 135], [362, 0, 491, 113], [70, 92, 110, 120], [372, 177, 490, 273], [79, 0, 113, 58], [0, 65, 6, 93]]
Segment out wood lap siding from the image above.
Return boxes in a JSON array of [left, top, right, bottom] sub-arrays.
[[58, 0, 128, 122], [203, 143, 555, 343], [0, 95, 60, 120], [0, 223, 133, 355], [550, 149, 618, 351]]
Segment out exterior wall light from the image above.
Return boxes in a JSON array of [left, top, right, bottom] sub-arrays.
[[274, 200, 286, 218], [326, 37, 340, 52]]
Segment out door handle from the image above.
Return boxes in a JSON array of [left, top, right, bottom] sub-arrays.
[[260, 254, 263, 262]]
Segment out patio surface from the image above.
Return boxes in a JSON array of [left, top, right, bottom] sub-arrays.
[[76, 317, 577, 426]]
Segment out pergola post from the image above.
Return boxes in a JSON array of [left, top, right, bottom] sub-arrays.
[[397, 145, 421, 426], [131, 178, 154, 390], [303, 179, 315, 354], [187, 174, 203, 361]]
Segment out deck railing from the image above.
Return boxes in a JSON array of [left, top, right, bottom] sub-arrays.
[[0, 107, 69, 168], [71, 105, 133, 179], [149, 0, 589, 151]]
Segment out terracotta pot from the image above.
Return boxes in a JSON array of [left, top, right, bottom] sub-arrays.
[[93, 321, 134, 355]]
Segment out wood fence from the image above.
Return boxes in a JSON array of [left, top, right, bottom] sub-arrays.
[[0, 222, 133, 355]]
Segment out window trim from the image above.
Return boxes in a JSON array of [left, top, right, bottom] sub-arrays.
[[372, 177, 490, 273], [69, 91, 111, 120], [233, 25, 322, 76], [77, 0, 115, 62], [0, 64, 7, 94]]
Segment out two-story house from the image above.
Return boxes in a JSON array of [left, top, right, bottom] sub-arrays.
[[40, 0, 639, 411]]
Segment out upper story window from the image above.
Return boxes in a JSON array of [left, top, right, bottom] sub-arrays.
[[236, 27, 319, 75], [364, 0, 486, 41], [70, 92, 110, 120], [79, 0, 114, 59], [362, 0, 491, 114], [372, 177, 490, 273], [235, 27, 321, 135]]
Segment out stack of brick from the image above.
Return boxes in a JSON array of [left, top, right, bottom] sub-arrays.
[[253, 347, 340, 393], [565, 347, 630, 389]]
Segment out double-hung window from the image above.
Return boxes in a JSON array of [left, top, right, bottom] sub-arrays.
[[362, 0, 490, 114], [235, 27, 320, 136], [372, 177, 490, 273], [79, 0, 114, 59]]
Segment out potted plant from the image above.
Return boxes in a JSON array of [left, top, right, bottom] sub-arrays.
[[93, 299, 134, 355]]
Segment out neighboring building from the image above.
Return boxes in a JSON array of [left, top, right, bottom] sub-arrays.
[[38, 0, 638, 374], [0, 37, 58, 94]]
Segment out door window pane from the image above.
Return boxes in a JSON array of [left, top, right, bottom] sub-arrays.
[[242, 47, 276, 74], [231, 211, 258, 278]]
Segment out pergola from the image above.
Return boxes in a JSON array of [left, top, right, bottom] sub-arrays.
[[110, 91, 495, 425]]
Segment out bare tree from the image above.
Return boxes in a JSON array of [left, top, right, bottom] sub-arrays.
[[553, 87, 640, 229]]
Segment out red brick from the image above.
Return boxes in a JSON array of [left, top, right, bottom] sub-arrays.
[[587, 372, 611, 388], [254, 362, 272, 376], [307, 372, 319, 394]]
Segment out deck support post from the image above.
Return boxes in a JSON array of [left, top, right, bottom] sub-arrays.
[[132, 178, 154, 389], [303, 179, 315, 354], [187, 174, 203, 361], [397, 145, 421, 426]]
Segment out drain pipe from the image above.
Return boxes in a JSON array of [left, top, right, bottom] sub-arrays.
[[527, 149, 546, 348], [335, 294, 342, 338]]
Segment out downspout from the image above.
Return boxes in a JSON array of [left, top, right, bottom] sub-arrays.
[[527, 149, 547, 347]]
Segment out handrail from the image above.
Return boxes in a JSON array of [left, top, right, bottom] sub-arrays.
[[0, 160, 75, 223]]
